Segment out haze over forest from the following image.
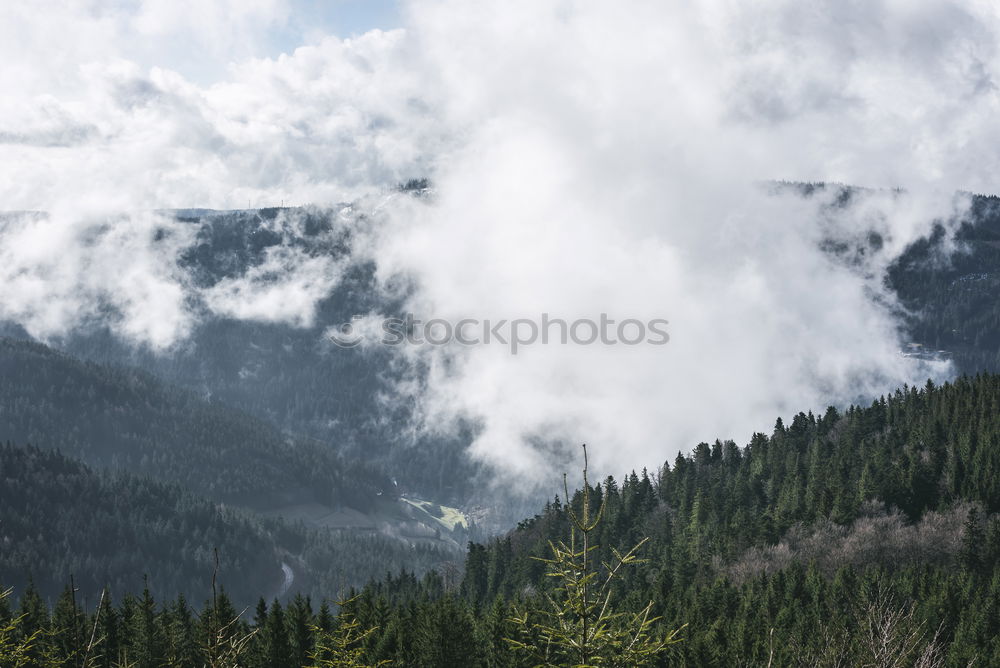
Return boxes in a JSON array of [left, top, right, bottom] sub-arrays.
[[3, 1, 1000, 666]]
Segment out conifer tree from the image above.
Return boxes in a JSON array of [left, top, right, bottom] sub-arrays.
[[308, 597, 388, 668], [507, 444, 683, 667], [0, 588, 40, 668]]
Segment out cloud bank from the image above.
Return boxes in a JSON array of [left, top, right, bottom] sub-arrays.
[[2, 0, 1000, 481]]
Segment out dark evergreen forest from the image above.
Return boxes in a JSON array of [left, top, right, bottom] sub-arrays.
[[5, 375, 1000, 665]]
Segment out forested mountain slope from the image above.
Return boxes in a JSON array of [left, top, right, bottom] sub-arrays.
[[340, 374, 1000, 666], [0, 442, 460, 610], [8, 184, 997, 511], [0, 198, 478, 505], [890, 193, 1000, 372], [4, 375, 1000, 665], [0, 337, 390, 509], [773, 182, 1000, 374], [0, 442, 279, 605]]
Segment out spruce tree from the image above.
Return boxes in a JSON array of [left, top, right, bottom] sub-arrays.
[[507, 444, 683, 667]]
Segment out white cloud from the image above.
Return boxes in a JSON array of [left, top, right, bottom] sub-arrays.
[[203, 244, 343, 326], [365, 0, 995, 484], [0, 209, 196, 349], [2, 0, 999, 483], [0, 1, 437, 210]]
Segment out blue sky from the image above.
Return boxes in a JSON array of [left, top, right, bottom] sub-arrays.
[[133, 0, 405, 85], [274, 0, 402, 53]]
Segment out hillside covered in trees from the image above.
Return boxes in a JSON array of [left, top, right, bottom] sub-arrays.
[[3, 188, 1000, 666], [775, 183, 1000, 375], [0, 337, 467, 611], [0, 337, 390, 509], [0, 443, 279, 605], [0, 440, 460, 612], [7, 185, 1000, 515], [0, 197, 480, 507], [8, 0, 1000, 664], [889, 194, 1000, 373], [5, 374, 1000, 665], [319, 374, 1000, 666]]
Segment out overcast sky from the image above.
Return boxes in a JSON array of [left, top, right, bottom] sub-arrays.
[[1, 1, 997, 482]]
